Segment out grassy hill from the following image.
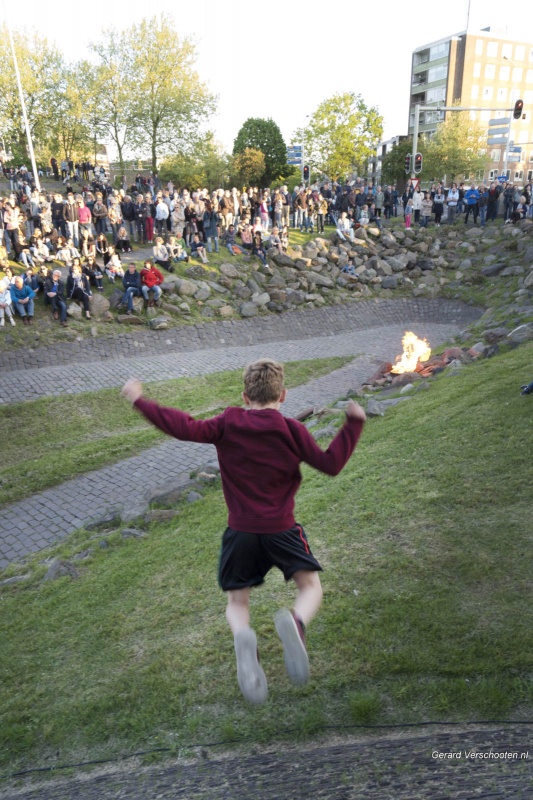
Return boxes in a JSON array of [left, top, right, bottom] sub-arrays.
[[1, 341, 532, 777]]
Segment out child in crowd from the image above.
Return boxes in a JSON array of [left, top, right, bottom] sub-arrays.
[[0, 276, 16, 326], [167, 235, 189, 263], [121, 360, 366, 704], [115, 226, 132, 253], [104, 246, 124, 282], [404, 197, 413, 229], [268, 226, 282, 253], [190, 233, 209, 264], [252, 231, 267, 266]]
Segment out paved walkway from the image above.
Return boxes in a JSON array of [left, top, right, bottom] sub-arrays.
[[1, 725, 530, 799], [0, 301, 482, 569]]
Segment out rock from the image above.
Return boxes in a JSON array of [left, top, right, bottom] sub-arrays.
[[160, 276, 182, 292], [285, 289, 305, 305], [306, 272, 334, 287], [160, 303, 181, 315], [117, 314, 145, 324], [185, 265, 211, 280], [179, 303, 191, 314], [507, 323, 533, 344], [524, 271, 533, 289], [194, 286, 211, 301], [177, 279, 197, 297], [247, 278, 262, 294], [366, 397, 410, 416], [121, 527, 145, 539], [0, 574, 30, 586], [481, 263, 507, 277], [239, 302, 259, 317], [483, 327, 509, 344], [218, 305, 234, 317], [132, 295, 144, 314], [187, 491, 203, 503], [313, 424, 338, 438], [251, 292, 270, 306], [144, 509, 180, 523], [381, 275, 399, 289], [469, 342, 487, 358], [197, 471, 219, 484], [400, 383, 414, 394], [89, 293, 111, 318], [44, 560, 80, 581], [500, 266, 524, 277], [207, 282, 228, 294], [219, 263, 240, 278], [390, 371, 421, 387], [67, 302, 82, 319], [272, 252, 296, 268], [149, 316, 171, 330], [73, 549, 92, 560]]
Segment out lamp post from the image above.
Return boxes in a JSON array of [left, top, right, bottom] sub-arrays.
[[6, 18, 41, 192]]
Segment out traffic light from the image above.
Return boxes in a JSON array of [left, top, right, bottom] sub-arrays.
[[414, 153, 423, 174], [404, 153, 411, 173], [303, 165, 310, 180], [513, 99, 524, 119]]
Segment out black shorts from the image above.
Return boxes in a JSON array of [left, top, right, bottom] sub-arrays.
[[218, 524, 322, 591]]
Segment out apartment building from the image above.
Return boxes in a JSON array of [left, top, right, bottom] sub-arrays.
[[408, 27, 533, 183]]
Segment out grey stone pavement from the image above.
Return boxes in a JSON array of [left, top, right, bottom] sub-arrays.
[[0, 300, 482, 570]]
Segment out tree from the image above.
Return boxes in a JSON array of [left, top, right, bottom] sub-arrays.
[[41, 63, 93, 163], [119, 15, 216, 171], [233, 118, 287, 186], [159, 134, 230, 191], [230, 148, 266, 187], [293, 92, 383, 181], [380, 138, 418, 187], [422, 110, 489, 184]]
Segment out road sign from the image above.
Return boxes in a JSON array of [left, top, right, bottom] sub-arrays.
[[287, 146, 302, 154], [498, 175, 508, 182], [507, 154, 520, 162], [287, 159, 302, 165], [487, 137, 508, 145], [487, 127, 509, 137], [509, 146, 522, 153], [489, 117, 511, 126]]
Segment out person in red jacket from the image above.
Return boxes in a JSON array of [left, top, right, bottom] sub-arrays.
[[140, 259, 164, 306], [121, 359, 366, 705]]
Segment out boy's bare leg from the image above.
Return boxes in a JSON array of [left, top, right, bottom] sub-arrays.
[[292, 570, 323, 626], [226, 588, 268, 704], [275, 570, 322, 685], [226, 588, 251, 634]]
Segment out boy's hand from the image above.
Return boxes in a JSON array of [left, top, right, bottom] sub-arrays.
[[345, 400, 366, 423], [121, 379, 143, 404]]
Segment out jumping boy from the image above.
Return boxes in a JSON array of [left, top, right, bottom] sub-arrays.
[[121, 359, 366, 704]]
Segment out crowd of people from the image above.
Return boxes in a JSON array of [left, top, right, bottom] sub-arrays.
[[1, 161, 532, 326]]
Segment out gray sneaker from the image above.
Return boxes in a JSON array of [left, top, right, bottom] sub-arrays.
[[234, 628, 268, 705], [275, 609, 309, 685]]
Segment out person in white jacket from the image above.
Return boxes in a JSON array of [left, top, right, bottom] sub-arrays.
[[411, 189, 423, 225], [0, 276, 16, 326]]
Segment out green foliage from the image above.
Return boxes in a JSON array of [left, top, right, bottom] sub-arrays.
[[233, 118, 288, 186], [293, 93, 383, 181], [380, 138, 416, 188], [422, 110, 489, 184], [230, 147, 266, 188], [159, 134, 230, 191]]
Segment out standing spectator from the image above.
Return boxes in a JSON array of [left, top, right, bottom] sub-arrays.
[[433, 187, 445, 226], [203, 200, 220, 254], [420, 192, 433, 227], [4, 198, 22, 254], [374, 187, 384, 218], [108, 196, 123, 241], [121, 262, 142, 314], [92, 193, 109, 235], [280, 185, 291, 230], [404, 196, 413, 229], [317, 194, 327, 234], [477, 184, 489, 228], [143, 193, 155, 244], [411, 187, 423, 225], [121, 195, 136, 241], [446, 183, 459, 225], [487, 182, 500, 223], [140, 260, 164, 306], [63, 192, 80, 247], [155, 195, 170, 239], [464, 183, 480, 225]]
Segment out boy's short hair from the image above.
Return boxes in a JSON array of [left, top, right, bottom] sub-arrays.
[[243, 359, 285, 405]]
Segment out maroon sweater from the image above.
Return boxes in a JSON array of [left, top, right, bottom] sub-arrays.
[[134, 399, 364, 534]]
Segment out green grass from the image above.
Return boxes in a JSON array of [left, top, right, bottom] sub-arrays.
[[0, 357, 353, 507], [1, 342, 532, 776]]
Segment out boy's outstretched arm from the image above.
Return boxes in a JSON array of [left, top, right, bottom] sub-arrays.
[[121, 379, 224, 444], [291, 400, 366, 476]]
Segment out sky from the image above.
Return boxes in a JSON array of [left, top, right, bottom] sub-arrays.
[[6, 0, 533, 157]]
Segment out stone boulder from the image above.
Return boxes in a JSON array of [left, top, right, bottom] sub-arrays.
[[306, 272, 334, 288], [185, 265, 211, 280], [177, 279, 197, 297], [89, 293, 111, 318], [117, 314, 145, 324], [272, 252, 296, 268], [219, 263, 240, 278], [67, 302, 82, 319], [149, 316, 171, 330], [239, 302, 259, 317]]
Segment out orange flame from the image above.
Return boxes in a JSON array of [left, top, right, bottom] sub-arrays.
[[390, 331, 431, 374]]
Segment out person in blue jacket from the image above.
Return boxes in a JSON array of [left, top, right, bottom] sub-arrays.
[[464, 183, 480, 225], [121, 262, 142, 315], [10, 275, 35, 324]]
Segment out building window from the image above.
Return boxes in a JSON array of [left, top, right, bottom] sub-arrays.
[[528, 170, 533, 181], [524, 90, 533, 103], [500, 66, 511, 81], [514, 170, 523, 181], [515, 45, 525, 61], [480, 110, 491, 121], [502, 43, 513, 60], [476, 39, 484, 55], [428, 64, 447, 82], [489, 169, 497, 180], [485, 64, 496, 79], [529, 152, 533, 162], [490, 150, 501, 162], [471, 85, 479, 99], [505, 169, 511, 179], [510, 88, 520, 102], [519, 131, 528, 143], [497, 87, 507, 101], [414, 50, 430, 66], [512, 67, 523, 82], [429, 41, 449, 61], [487, 42, 498, 57], [482, 87, 493, 100], [426, 86, 446, 103], [473, 62, 481, 78], [527, 69, 533, 82]]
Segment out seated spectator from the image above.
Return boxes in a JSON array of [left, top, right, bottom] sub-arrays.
[[267, 226, 282, 253], [252, 216, 263, 235], [336, 211, 354, 241], [104, 247, 124, 281], [3, 265, 16, 285], [57, 238, 80, 268], [190, 233, 209, 264], [240, 223, 253, 251], [223, 224, 243, 255], [83, 256, 104, 291], [44, 268, 68, 327], [36, 264, 50, 293], [66, 263, 92, 318], [10, 275, 35, 324], [341, 261, 357, 276], [23, 267, 39, 292], [0, 276, 16, 326], [140, 260, 164, 307], [31, 234, 52, 265], [96, 233, 109, 261], [115, 226, 132, 253], [280, 225, 289, 251], [359, 206, 370, 227], [152, 236, 173, 271], [16, 237, 35, 269], [80, 228, 96, 259], [251, 231, 267, 266], [121, 262, 142, 315], [167, 235, 188, 263]]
